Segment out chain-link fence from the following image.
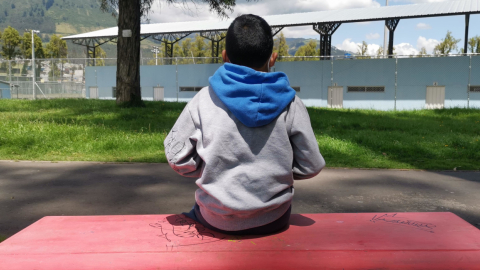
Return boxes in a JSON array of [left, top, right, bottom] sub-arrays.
[[0, 54, 479, 110]]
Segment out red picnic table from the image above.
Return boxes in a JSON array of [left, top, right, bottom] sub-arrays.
[[1, 212, 479, 269]]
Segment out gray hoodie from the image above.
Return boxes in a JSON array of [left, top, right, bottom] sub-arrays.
[[165, 64, 325, 231]]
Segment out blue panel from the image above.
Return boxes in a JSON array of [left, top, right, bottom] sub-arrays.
[[334, 58, 396, 110], [85, 56, 478, 110], [470, 55, 480, 108], [275, 60, 327, 107], [177, 63, 221, 100], [397, 56, 470, 109], [1, 89, 11, 99]]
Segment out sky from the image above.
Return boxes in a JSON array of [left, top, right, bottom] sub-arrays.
[[146, 0, 480, 56]]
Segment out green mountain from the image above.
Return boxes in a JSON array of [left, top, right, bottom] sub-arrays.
[[0, 0, 116, 37], [285, 38, 353, 56]]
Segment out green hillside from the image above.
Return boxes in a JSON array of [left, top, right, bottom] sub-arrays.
[[0, 0, 116, 37], [285, 38, 353, 56]]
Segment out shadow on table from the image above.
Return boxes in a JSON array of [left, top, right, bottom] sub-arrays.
[[160, 214, 315, 243]]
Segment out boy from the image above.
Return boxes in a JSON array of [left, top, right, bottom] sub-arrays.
[[164, 14, 325, 235]]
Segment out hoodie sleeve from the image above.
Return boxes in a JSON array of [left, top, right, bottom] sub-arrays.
[[164, 104, 204, 178], [289, 98, 326, 180]]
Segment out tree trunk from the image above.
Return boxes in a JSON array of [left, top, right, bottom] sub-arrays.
[[116, 0, 144, 107]]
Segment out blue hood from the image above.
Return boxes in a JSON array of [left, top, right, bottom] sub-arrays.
[[209, 63, 296, 128]]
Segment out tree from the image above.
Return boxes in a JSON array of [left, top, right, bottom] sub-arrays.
[[294, 40, 319, 61], [356, 41, 370, 59], [21, 32, 45, 59], [468, 36, 480, 54], [100, 0, 247, 107], [434, 31, 460, 55], [87, 46, 107, 66], [273, 32, 290, 62], [44, 34, 68, 58], [1, 26, 22, 60], [376, 46, 383, 58], [417, 47, 427, 57]]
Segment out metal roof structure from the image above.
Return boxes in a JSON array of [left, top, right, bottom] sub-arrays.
[[63, 0, 480, 59]]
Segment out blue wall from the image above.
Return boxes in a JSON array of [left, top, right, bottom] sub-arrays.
[[0, 81, 11, 99], [86, 56, 480, 110]]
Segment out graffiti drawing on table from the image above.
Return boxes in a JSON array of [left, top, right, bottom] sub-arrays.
[[150, 214, 228, 251]]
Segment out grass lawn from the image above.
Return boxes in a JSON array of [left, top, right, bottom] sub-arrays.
[[0, 99, 479, 170]]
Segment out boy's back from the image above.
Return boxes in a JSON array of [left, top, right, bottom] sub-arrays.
[[165, 14, 325, 233]]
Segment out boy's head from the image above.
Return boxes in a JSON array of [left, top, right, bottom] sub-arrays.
[[223, 14, 278, 71]]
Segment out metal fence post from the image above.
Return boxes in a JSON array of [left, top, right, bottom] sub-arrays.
[[331, 56, 334, 87], [8, 60, 12, 84], [395, 55, 398, 111], [468, 55, 472, 109], [176, 57, 179, 103]]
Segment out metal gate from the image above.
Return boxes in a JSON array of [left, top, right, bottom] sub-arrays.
[[328, 86, 343, 109], [426, 86, 445, 109], [153, 87, 164, 101], [89, 87, 99, 99]]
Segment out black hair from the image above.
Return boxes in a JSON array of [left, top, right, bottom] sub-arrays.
[[225, 14, 273, 69]]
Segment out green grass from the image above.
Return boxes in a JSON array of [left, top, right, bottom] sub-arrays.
[[0, 99, 479, 170]]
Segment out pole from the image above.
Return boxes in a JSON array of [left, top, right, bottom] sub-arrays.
[[464, 14, 470, 55], [384, 0, 389, 58], [32, 30, 36, 100]]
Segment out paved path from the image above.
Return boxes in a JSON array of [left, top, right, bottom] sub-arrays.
[[1, 161, 479, 238]]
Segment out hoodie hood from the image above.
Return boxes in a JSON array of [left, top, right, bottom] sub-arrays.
[[209, 63, 296, 128]]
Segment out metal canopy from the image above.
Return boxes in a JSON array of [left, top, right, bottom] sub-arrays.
[[63, 0, 480, 59], [63, 0, 480, 41]]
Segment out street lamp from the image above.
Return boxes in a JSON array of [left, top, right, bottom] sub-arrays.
[[151, 46, 160, 66], [28, 29, 40, 100]]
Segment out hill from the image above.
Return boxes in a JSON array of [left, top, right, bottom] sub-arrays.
[[285, 38, 353, 56], [0, 0, 116, 38]]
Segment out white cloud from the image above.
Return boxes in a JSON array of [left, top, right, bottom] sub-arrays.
[[279, 26, 320, 39], [147, 0, 381, 23], [392, 0, 453, 3], [416, 36, 440, 53], [336, 38, 381, 55], [337, 38, 424, 56], [394, 43, 419, 56], [366, 33, 380, 39], [416, 23, 431, 30]]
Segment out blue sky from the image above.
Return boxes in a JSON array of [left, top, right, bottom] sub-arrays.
[[149, 0, 480, 55]]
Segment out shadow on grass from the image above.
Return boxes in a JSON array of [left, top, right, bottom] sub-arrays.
[[0, 99, 479, 169]]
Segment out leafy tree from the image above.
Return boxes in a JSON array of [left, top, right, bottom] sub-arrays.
[[376, 46, 383, 58], [356, 41, 369, 59], [294, 40, 319, 61], [44, 34, 68, 58], [434, 31, 460, 55], [99, 0, 251, 107], [273, 32, 290, 62], [468, 36, 480, 54], [21, 32, 45, 59], [417, 47, 427, 57], [192, 34, 208, 58], [87, 46, 107, 66], [181, 38, 193, 57], [1, 26, 22, 60]]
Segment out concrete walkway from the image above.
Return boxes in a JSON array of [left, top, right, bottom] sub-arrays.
[[1, 161, 479, 238]]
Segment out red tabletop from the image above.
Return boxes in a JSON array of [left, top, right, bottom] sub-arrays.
[[1, 212, 479, 269]]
